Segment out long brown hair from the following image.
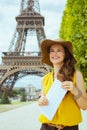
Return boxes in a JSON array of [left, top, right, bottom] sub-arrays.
[[57, 46, 77, 81]]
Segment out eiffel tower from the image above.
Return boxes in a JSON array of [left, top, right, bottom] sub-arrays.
[[0, 0, 51, 94]]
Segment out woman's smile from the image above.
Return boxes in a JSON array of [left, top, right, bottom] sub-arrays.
[[49, 44, 65, 65]]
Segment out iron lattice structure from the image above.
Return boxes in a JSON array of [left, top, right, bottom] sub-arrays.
[[0, 0, 51, 94]]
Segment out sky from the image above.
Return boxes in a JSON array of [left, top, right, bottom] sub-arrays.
[[0, 0, 66, 89]]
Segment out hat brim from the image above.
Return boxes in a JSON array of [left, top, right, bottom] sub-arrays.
[[41, 39, 76, 67]]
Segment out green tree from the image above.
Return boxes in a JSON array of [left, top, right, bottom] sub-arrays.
[[19, 88, 26, 95], [0, 90, 11, 104], [18, 88, 26, 102], [20, 93, 26, 102], [59, 0, 87, 83], [10, 89, 19, 98]]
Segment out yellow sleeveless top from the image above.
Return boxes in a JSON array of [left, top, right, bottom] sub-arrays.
[[38, 71, 82, 126]]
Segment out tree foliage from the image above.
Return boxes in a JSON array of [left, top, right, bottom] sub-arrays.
[[59, 0, 87, 75], [0, 90, 11, 104], [20, 93, 26, 102]]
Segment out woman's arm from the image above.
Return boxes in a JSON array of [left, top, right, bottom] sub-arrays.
[[72, 70, 87, 110], [62, 70, 87, 110]]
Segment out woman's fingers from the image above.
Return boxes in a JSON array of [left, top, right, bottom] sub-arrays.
[[62, 81, 74, 91], [38, 96, 48, 106]]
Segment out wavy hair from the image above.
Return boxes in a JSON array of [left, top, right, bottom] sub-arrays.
[[57, 46, 77, 81]]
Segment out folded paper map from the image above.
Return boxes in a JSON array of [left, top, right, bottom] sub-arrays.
[[39, 78, 67, 120]]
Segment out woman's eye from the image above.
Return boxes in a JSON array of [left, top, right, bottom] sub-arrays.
[[50, 50, 54, 52], [57, 49, 61, 52]]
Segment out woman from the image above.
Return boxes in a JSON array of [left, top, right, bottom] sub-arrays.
[[38, 38, 87, 130]]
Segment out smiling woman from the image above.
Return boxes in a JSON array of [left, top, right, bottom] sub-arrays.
[[38, 38, 87, 130]]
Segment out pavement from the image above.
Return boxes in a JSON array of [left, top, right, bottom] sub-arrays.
[[0, 102, 87, 130]]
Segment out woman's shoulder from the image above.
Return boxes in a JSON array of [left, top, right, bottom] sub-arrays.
[[73, 70, 83, 84], [75, 70, 83, 77], [75, 69, 85, 85]]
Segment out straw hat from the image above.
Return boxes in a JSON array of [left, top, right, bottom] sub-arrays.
[[41, 38, 76, 67]]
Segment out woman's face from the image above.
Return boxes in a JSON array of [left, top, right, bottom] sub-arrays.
[[49, 44, 65, 66]]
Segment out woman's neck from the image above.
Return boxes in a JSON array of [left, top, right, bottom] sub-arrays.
[[53, 66, 59, 78], [53, 64, 63, 78]]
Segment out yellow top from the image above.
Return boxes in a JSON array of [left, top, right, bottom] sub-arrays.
[[38, 71, 82, 126]]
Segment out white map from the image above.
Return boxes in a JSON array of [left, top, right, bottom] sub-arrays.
[[39, 78, 67, 120]]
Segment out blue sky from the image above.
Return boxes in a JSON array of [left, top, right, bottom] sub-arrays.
[[0, 0, 66, 89]]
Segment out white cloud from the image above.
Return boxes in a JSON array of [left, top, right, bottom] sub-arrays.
[[0, 1, 20, 62], [43, 11, 63, 38], [39, 0, 66, 39]]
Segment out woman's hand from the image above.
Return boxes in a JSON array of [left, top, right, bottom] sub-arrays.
[[62, 81, 74, 92], [38, 95, 48, 106], [62, 81, 79, 96], [62, 81, 82, 99]]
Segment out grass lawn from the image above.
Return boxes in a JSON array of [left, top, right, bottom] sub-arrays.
[[0, 101, 35, 113]]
